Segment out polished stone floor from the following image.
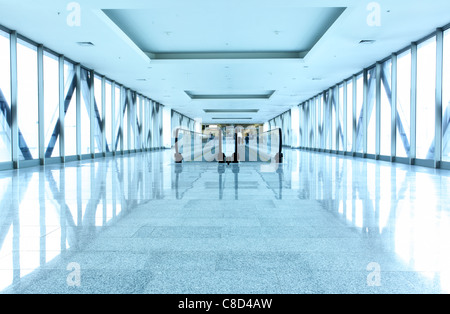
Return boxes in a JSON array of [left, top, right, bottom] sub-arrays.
[[1, 149, 450, 294]]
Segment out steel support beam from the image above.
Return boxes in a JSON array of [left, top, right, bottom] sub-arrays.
[[363, 68, 369, 156], [37, 45, 45, 165], [334, 86, 339, 152], [120, 86, 124, 153], [376, 62, 382, 158], [343, 81, 348, 152], [111, 81, 116, 155], [101, 76, 106, 156], [140, 96, 144, 151], [391, 54, 398, 161], [435, 29, 444, 167], [75, 64, 81, 159], [410, 43, 418, 164], [126, 89, 131, 152], [89, 70, 95, 157], [59, 55, 65, 162], [10, 31, 18, 168], [352, 75, 357, 155]]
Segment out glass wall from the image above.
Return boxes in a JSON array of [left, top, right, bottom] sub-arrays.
[[43, 51, 60, 158], [356, 74, 364, 153], [0, 26, 171, 170], [331, 89, 336, 151], [443, 30, 450, 162], [396, 50, 411, 158], [105, 80, 112, 153], [17, 39, 38, 160], [319, 94, 324, 148], [367, 68, 376, 155], [315, 97, 319, 149], [80, 69, 91, 155], [64, 61, 77, 157], [381, 60, 392, 156], [0, 30, 11, 162], [297, 25, 450, 169], [346, 79, 353, 152], [114, 85, 121, 152], [137, 95, 143, 150], [128, 93, 135, 151], [338, 84, 344, 151], [94, 75, 102, 154], [416, 37, 436, 160]]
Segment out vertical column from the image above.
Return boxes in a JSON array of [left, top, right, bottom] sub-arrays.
[[335, 86, 339, 153], [140, 96, 144, 151], [363, 68, 369, 156], [410, 43, 418, 164], [59, 55, 65, 163], [10, 31, 18, 168], [111, 81, 116, 155], [435, 29, 444, 168], [75, 64, 81, 159], [37, 45, 45, 165], [39, 171, 46, 266], [101, 76, 106, 156], [126, 89, 131, 153], [328, 88, 333, 151], [60, 166, 67, 253], [352, 75, 357, 156], [376, 62, 382, 159], [391, 54, 398, 162], [343, 81, 348, 153], [314, 97, 318, 150], [318, 96, 321, 150], [119, 86, 124, 154], [142, 98, 146, 151], [89, 70, 95, 158]]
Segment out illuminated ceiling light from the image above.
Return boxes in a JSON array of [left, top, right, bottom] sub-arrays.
[[77, 42, 95, 47]]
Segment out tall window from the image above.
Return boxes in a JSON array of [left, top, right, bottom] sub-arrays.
[[331, 89, 336, 151], [381, 60, 392, 156], [416, 37, 436, 160], [338, 84, 344, 151], [43, 51, 60, 158], [356, 74, 364, 153], [137, 96, 143, 149], [367, 68, 376, 155], [313, 98, 318, 149], [443, 30, 450, 162], [114, 85, 121, 152], [94, 75, 102, 154], [123, 92, 128, 151], [105, 80, 112, 153], [17, 39, 38, 160], [64, 61, 77, 157], [319, 94, 324, 149], [346, 79, 353, 152], [396, 50, 412, 158], [0, 30, 11, 162], [80, 69, 91, 155]]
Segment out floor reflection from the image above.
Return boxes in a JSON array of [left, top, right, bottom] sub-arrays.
[[0, 149, 450, 293]]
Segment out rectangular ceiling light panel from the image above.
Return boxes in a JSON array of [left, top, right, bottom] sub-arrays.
[[186, 91, 275, 100]]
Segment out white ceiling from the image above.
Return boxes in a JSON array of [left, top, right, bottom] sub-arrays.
[[1, 0, 450, 124]]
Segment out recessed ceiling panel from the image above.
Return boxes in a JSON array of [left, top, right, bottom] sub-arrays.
[[204, 109, 260, 113], [103, 6, 345, 57], [186, 90, 275, 100]]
